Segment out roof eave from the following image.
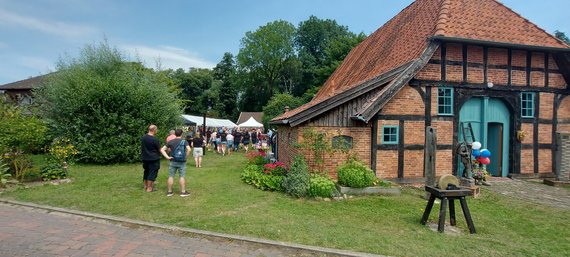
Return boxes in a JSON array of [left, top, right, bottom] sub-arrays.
[[431, 35, 570, 53], [268, 119, 289, 126]]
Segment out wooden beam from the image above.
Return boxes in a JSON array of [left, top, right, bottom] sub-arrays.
[[545, 53, 549, 88], [398, 120, 404, 179], [441, 43, 447, 81], [534, 93, 540, 174], [410, 79, 569, 94], [371, 114, 378, 175], [426, 86, 432, 127], [508, 49, 513, 86], [354, 41, 440, 122], [288, 64, 407, 127], [527, 51, 532, 86], [483, 47, 489, 84], [463, 44, 468, 83]]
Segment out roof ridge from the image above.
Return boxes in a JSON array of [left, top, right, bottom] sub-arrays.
[[490, 0, 569, 48], [434, 0, 451, 36]]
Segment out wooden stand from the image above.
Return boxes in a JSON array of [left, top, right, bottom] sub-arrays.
[[420, 186, 476, 234]]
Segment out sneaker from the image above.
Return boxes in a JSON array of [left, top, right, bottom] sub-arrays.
[[180, 191, 190, 197], [166, 191, 173, 197]]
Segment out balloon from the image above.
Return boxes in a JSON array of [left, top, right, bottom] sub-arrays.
[[479, 157, 491, 165], [472, 142, 482, 150], [480, 149, 491, 158], [472, 149, 481, 158]]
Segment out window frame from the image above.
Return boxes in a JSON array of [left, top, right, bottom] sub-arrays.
[[437, 87, 454, 116], [382, 125, 399, 145], [521, 92, 535, 118]]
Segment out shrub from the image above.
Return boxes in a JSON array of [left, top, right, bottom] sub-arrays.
[[0, 159, 11, 188], [246, 150, 269, 166], [283, 155, 310, 198], [34, 41, 182, 164], [308, 175, 339, 198], [263, 161, 287, 176], [241, 164, 284, 191], [40, 138, 79, 181], [337, 158, 377, 188]]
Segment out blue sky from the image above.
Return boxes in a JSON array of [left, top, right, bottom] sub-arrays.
[[0, 0, 568, 85]]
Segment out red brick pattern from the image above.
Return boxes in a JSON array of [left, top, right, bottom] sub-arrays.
[[431, 121, 454, 145], [521, 123, 534, 144], [521, 149, 534, 174], [404, 150, 424, 178], [376, 151, 398, 179], [405, 121, 426, 145], [538, 124, 552, 144], [539, 149, 552, 173], [380, 86, 424, 115], [416, 63, 442, 82], [558, 97, 570, 120], [540, 93, 554, 120]]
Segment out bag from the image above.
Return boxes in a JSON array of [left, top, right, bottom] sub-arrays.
[[172, 140, 187, 162]]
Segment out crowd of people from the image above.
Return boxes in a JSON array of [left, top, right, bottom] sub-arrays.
[[140, 124, 276, 197]]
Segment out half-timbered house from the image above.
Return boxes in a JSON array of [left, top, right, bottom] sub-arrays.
[[270, 0, 570, 183]]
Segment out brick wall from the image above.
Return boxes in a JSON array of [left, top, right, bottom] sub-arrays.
[[539, 149, 552, 173], [540, 93, 554, 120], [521, 149, 534, 174], [275, 125, 298, 169], [380, 85, 424, 115]]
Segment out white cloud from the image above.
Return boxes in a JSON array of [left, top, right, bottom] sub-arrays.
[[121, 44, 216, 70], [17, 56, 54, 72], [0, 8, 98, 39]]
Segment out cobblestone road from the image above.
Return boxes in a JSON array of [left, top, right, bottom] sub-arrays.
[[485, 178, 570, 209], [0, 202, 356, 257]]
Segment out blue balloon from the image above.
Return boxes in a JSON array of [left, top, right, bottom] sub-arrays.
[[480, 149, 491, 158], [472, 149, 481, 158]]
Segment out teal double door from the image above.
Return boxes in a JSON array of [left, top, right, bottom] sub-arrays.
[[459, 97, 510, 177]]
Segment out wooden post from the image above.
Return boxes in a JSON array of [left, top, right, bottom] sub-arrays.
[[425, 127, 437, 188]]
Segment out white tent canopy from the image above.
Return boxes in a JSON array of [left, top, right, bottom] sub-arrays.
[[238, 117, 263, 128], [181, 114, 237, 128]]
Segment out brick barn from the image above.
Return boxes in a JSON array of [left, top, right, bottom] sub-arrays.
[[270, 0, 570, 183]]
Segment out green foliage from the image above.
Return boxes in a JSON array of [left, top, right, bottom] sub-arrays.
[[35, 41, 182, 164], [296, 128, 334, 174], [213, 52, 239, 120], [337, 158, 377, 188], [295, 16, 366, 97], [0, 159, 12, 187], [555, 30, 570, 44], [262, 93, 303, 128], [40, 138, 78, 181], [240, 164, 284, 191], [237, 20, 298, 110], [282, 155, 310, 198], [0, 95, 50, 154], [167, 67, 213, 114], [246, 151, 269, 166], [308, 175, 339, 198]]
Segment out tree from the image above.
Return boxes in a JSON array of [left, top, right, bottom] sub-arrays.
[[262, 93, 303, 128], [237, 20, 298, 110], [555, 30, 570, 44], [35, 41, 182, 164], [213, 52, 238, 120], [295, 16, 366, 98], [169, 67, 213, 114]]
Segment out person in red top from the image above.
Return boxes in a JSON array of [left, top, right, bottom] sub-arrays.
[[165, 129, 176, 143]]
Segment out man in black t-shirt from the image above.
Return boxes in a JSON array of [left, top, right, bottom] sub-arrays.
[[141, 124, 161, 192], [233, 130, 242, 151]]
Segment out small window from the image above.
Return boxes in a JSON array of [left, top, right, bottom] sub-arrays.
[[382, 126, 399, 144], [438, 87, 453, 116], [332, 135, 353, 150], [521, 92, 535, 118]]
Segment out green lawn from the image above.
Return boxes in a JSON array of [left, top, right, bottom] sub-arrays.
[[2, 152, 569, 257]]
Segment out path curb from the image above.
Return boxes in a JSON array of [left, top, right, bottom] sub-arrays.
[[1, 199, 387, 257]]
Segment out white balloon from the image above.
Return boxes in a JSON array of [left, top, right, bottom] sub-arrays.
[[472, 142, 482, 150]]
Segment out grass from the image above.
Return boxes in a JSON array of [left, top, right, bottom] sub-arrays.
[[1, 152, 569, 257]]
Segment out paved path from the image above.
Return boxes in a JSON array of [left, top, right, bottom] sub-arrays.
[[485, 178, 570, 209], [0, 202, 379, 257]]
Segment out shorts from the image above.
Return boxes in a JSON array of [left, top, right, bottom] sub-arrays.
[[143, 159, 160, 181], [193, 147, 203, 157], [234, 141, 240, 148], [216, 138, 221, 144], [227, 140, 233, 147], [168, 161, 187, 178], [242, 139, 249, 145]]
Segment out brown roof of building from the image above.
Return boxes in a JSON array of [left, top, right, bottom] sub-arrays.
[[237, 112, 264, 124], [273, 0, 570, 124], [0, 73, 49, 90]]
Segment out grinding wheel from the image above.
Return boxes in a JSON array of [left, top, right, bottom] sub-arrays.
[[438, 174, 460, 189]]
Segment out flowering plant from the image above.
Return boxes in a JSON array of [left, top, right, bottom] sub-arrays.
[[263, 161, 287, 176], [472, 167, 489, 180], [246, 150, 268, 166]]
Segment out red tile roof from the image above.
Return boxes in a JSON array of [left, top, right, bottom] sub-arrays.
[[273, 0, 569, 123]]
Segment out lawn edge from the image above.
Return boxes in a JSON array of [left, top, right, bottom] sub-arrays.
[[0, 199, 388, 257]]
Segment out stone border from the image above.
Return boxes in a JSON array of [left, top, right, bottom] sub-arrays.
[[337, 185, 401, 196], [0, 199, 387, 257]]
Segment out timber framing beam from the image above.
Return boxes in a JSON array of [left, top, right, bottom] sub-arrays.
[[352, 41, 440, 122]]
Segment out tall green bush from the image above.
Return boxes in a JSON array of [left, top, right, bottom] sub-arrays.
[[0, 95, 49, 154], [282, 155, 310, 198], [35, 41, 182, 163]]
